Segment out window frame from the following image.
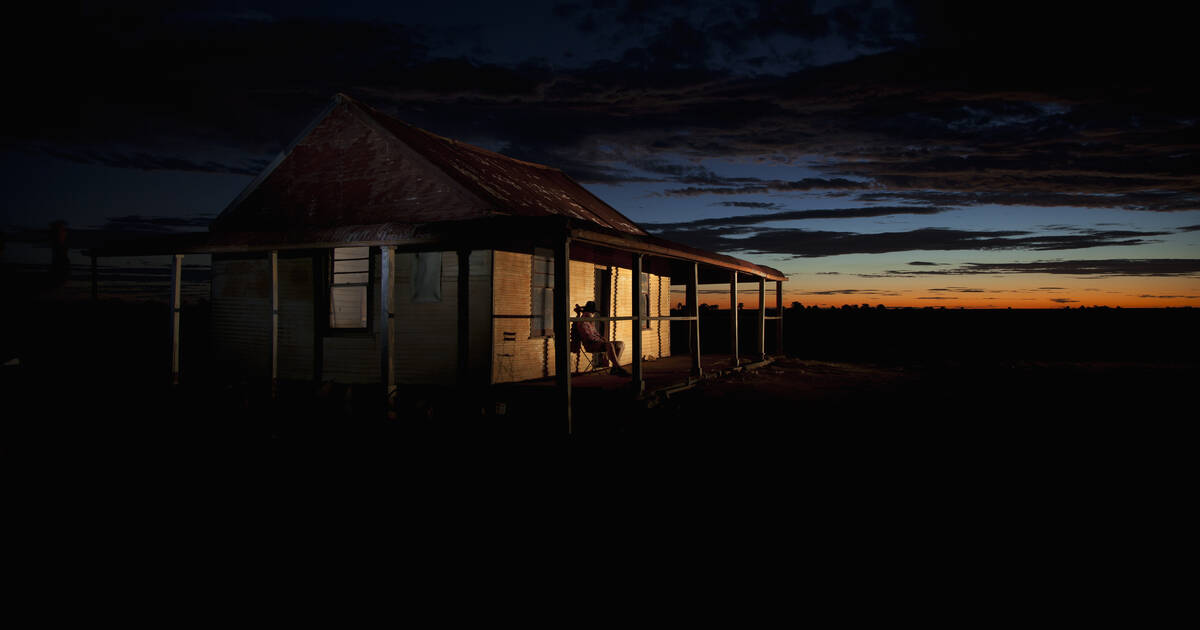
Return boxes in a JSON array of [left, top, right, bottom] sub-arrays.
[[640, 272, 652, 330], [324, 246, 374, 336], [530, 248, 555, 338]]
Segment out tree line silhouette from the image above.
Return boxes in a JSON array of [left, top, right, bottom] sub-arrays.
[[670, 303, 1198, 364]]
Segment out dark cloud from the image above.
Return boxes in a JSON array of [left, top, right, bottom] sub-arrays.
[[884, 259, 1200, 277], [908, 261, 944, 266], [801, 288, 894, 296], [100, 215, 215, 232], [2, 11, 435, 153], [576, 12, 600, 33], [604, 0, 905, 69], [662, 178, 871, 196], [2, 1, 1195, 225], [552, 2, 585, 19], [41, 147, 268, 176], [853, 190, 1200, 213], [1178, 225, 1200, 232], [489, 142, 659, 184], [1051, 298, 1079, 303], [626, 158, 733, 184], [739, 0, 829, 40], [622, 17, 713, 72], [644, 205, 952, 230], [714, 201, 784, 209], [650, 225, 1170, 258]]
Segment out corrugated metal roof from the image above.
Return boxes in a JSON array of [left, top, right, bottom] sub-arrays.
[[98, 94, 784, 281], [213, 93, 645, 236], [360, 104, 646, 235]]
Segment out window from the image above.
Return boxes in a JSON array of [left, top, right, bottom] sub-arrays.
[[640, 272, 652, 330], [593, 266, 611, 338], [530, 248, 554, 337], [411, 252, 442, 303], [330, 247, 369, 329]]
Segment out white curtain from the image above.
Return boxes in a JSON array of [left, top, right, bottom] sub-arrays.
[[411, 252, 442, 303]]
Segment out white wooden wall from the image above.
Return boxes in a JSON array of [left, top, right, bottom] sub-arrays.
[[392, 250, 491, 385], [211, 248, 665, 386], [211, 256, 271, 381], [491, 249, 671, 384]]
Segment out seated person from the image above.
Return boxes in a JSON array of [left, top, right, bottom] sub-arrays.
[[575, 301, 630, 376]]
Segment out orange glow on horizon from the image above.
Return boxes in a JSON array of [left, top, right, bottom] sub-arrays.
[[669, 288, 1200, 310]]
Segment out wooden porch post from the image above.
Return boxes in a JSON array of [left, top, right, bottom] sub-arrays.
[[312, 251, 325, 384], [776, 280, 784, 356], [757, 276, 766, 361], [379, 247, 395, 410], [270, 250, 278, 398], [457, 249, 470, 385], [169, 253, 183, 386], [553, 237, 572, 433], [631, 254, 644, 394], [687, 262, 701, 379], [730, 270, 739, 367]]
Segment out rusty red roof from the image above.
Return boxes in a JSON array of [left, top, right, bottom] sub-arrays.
[[360, 104, 646, 235], [132, 93, 786, 280], [213, 94, 645, 236]]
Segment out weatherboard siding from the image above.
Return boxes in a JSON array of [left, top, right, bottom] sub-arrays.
[[210, 250, 378, 385], [211, 255, 271, 381], [605, 263, 671, 368], [645, 268, 672, 361], [392, 250, 491, 385], [277, 255, 315, 381], [490, 250, 670, 384], [211, 248, 667, 387]]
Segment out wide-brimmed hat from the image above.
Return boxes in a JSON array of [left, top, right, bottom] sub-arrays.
[[582, 300, 598, 312]]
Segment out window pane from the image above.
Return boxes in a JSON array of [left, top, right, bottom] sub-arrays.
[[532, 249, 554, 289], [331, 286, 368, 328], [334, 257, 370, 274], [530, 250, 555, 336], [334, 246, 370, 260], [333, 271, 369, 285]]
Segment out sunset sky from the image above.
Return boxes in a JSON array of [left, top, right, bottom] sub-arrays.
[[2, 1, 1197, 308]]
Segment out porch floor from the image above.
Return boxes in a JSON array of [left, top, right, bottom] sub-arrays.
[[483, 353, 775, 430], [495, 352, 772, 397]]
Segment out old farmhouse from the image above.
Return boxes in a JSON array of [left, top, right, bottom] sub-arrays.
[[93, 94, 787, 429]]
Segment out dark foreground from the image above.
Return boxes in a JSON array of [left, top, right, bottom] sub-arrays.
[[1, 299, 1196, 456], [4, 354, 1194, 451]]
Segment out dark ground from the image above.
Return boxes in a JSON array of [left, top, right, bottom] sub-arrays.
[[1, 299, 1196, 458], [6, 298, 1188, 597]]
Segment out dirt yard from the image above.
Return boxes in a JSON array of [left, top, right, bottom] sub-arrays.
[[587, 356, 1198, 446]]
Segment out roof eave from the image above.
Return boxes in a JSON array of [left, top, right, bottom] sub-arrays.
[[569, 226, 787, 282]]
